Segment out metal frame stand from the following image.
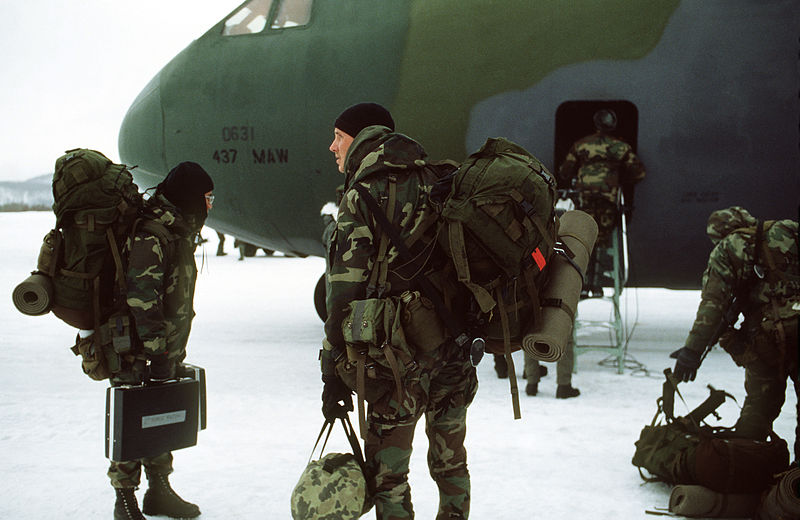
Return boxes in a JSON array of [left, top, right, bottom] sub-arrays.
[[574, 213, 628, 374]]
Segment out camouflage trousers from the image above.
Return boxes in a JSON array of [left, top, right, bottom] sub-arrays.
[[108, 451, 173, 489], [736, 360, 799, 461], [365, 343, 478, 519]]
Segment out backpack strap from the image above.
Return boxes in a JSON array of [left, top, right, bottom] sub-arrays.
[[448, 220, 496, 313], [365, 178, 397, 298], [352, 183, 472, 352], [496, 286, 521, 419]]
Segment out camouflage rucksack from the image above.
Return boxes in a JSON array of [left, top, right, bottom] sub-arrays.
[[631, 369, 724, 485], [291, 417, 373, 520], [37, 149, 144, 379], [437, 138, 558, 350], [436, 137, 558, 418], [632, 370, 790, 493]]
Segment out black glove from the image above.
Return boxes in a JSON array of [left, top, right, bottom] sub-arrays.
[[670, 347, 702, 383], [148, 353, 175, 383], [321, 376, 353, 421]]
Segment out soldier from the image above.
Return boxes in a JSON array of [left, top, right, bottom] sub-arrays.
[[672, 206, 799, 462], [110, 161, 214, 520], [321, 102, 478, 519], [558, 109, 646, 296]]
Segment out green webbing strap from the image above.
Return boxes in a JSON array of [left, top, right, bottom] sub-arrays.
[[106, 228, 127, 294], [366, 180, 395, 297], [353, 183, 470, 348], [356, 356, 367, 439], [522, 266, 542, 326], [448, 220, 496, 313], [498, 286, 521, 419]]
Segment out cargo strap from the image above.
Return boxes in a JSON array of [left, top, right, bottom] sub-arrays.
[[353, 183, 470, 349], [497, 286, 521, 419]]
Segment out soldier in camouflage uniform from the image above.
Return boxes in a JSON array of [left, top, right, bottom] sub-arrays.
[[321, 103, 478, 519], [558, 109, 646, 296], [672, 206, 800, 462], [109, 162, 214, 520]]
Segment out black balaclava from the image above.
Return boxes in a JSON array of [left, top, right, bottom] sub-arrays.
[[334, 102, 395, 138], [156, 161, 214, 226]]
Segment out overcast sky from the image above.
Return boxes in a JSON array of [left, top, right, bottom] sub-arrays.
[[0, 1, 243, 182]]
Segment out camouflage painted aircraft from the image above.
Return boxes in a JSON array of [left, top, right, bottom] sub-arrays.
[[119, 0, 799, 297]]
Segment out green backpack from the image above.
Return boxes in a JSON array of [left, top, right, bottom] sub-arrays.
[[438, 137, 558, 348], [436, 138, 558, 418], [36, 149, 144, 379]]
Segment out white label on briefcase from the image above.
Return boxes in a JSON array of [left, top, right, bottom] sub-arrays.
[[142, 410, 187, 429]]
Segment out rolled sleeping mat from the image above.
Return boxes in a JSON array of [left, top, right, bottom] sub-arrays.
[[669, 484, 760, 518], [12, 272, 54, 316], [522, 210, 598, 361], [756, 467, 800, 520]]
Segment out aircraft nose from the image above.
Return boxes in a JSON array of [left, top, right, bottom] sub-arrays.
[[118, 73, 167, 179]]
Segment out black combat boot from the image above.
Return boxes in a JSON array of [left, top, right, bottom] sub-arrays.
[[142, 472, 201, 518], [114, 487, 146, 520], [556, 384, 580, 399], [525, 382, 538, 396]]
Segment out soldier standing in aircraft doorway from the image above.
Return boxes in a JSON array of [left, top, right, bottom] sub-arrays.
[[672, 207, 799, 463], [557, 108, 646, 297], [320, 102, 478, 519]]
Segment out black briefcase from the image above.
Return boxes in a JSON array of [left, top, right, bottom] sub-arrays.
[[105, 365, 207, 462]]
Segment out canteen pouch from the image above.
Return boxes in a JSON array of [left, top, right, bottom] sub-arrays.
[[106, 312, 133, 355], [71, 333, 112, 381], [399, 290, 448, 353]]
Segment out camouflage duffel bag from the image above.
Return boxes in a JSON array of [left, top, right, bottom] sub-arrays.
[[291, 417, 373, 520]]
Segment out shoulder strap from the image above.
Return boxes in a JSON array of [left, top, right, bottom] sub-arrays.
[[365, 178, 397, 298], [352, 183, 476, 357]]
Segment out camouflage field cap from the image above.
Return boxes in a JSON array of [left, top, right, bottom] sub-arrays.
[[706, 206, 757, 245], [291, 452, 369, 520]]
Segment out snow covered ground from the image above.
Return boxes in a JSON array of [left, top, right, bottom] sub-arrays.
[[1, 211, 795, 519]]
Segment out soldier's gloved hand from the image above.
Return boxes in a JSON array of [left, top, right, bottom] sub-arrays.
[[321, 375, 353, 421], [670, 347, 702, 383], [148, 353, 175, 384]]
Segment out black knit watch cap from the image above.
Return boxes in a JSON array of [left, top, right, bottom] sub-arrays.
[[334, 102, 395, 138], [157, 161, 214, 220]]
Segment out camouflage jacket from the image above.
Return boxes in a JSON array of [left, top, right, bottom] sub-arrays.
[[685, 219, 800, 354], [558, 132, 646, 205], [323, 126, 442, 356], [124, 194, 198, 360]]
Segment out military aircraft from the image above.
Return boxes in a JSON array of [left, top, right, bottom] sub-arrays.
[[119, 0, 799, 307]]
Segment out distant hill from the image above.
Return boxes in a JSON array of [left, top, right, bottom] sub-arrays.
[[0, 174, 52, 211]]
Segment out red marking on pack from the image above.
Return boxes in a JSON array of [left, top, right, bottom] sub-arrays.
[[531, 248, 546, 270]]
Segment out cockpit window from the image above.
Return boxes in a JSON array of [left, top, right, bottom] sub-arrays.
[[271, 0, 312, 29], [223, 0, 311, 36], [223, 0, 274, 36]]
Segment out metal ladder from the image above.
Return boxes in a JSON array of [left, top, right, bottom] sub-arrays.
[[573, 207, 629, 374]]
